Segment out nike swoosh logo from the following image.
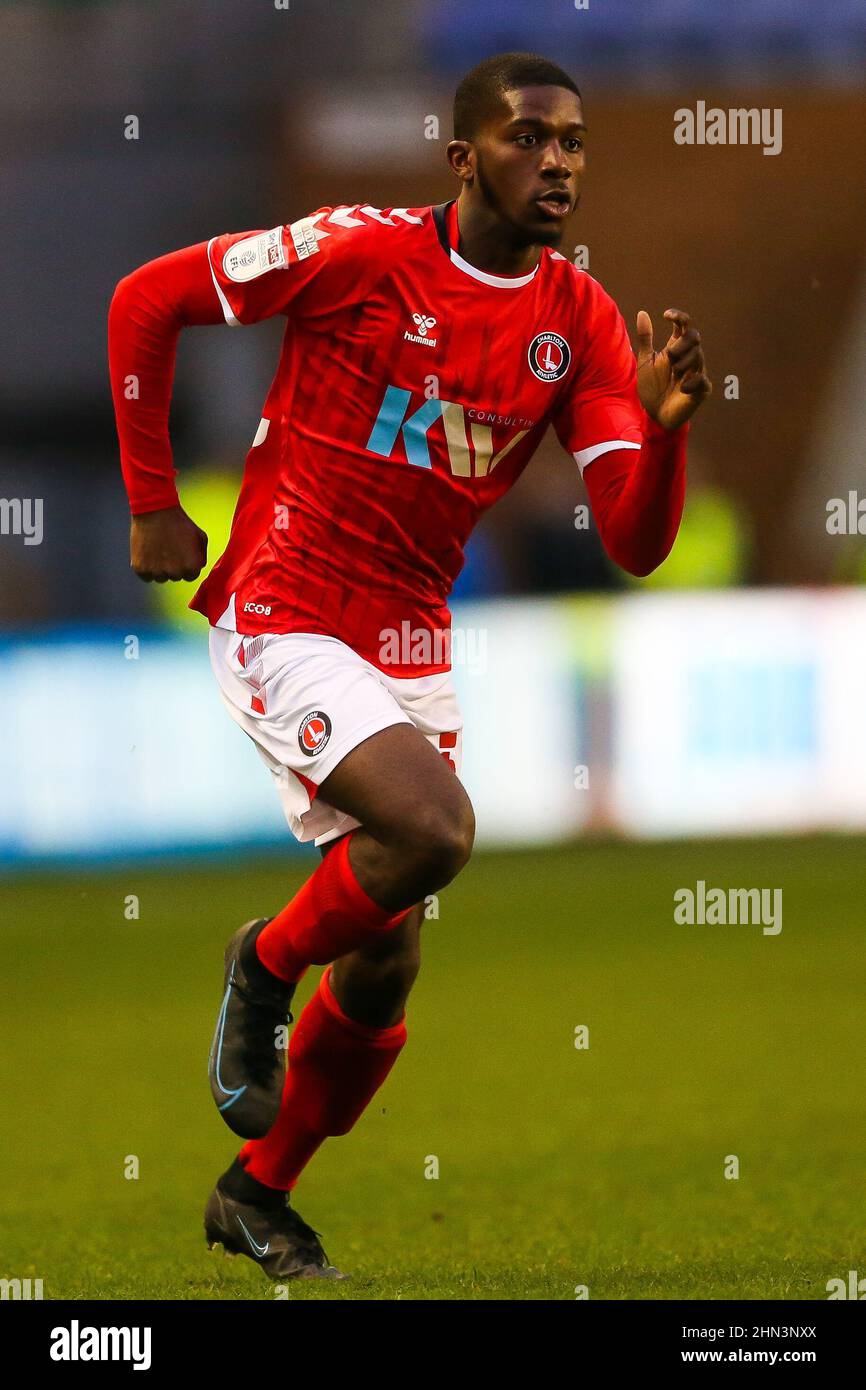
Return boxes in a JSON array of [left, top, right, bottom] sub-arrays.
[[236, 1215, 269, 1258], [209, 962, 248, 1111]]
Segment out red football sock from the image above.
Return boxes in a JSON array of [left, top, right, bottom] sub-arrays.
[[256, 833, 408, 984], [239, 966, 407, 1190]]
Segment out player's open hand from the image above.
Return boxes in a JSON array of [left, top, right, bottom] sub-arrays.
[[635, 309, 711, 431], [130, 505, 208, 583]]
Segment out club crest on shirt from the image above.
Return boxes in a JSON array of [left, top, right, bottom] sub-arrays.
[[298, 711, 332, 756], [528, 332, 571, 381]]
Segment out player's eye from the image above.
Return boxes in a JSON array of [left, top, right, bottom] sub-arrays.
[[515, 133, 536, 148], [565, 137, 584, 152]]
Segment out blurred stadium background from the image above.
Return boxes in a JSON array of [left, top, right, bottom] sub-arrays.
[[2, 0, 866, 862], [2, 0, 866, 1300]]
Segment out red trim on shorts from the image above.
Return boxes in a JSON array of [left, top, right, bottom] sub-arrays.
[[292, 768, 319, 802]]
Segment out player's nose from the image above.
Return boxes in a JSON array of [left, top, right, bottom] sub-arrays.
[[538, 143, 571, 176]]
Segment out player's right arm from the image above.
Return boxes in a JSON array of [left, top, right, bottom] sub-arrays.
[[109, 213, 388, 582], [109, 242, 221, 582]]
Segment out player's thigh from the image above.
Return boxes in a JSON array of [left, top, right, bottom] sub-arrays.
[[318, 721, 474, 853], [210, 627, 418, 844]]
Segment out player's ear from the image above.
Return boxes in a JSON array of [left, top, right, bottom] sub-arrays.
[[446, 140, 474, 182]]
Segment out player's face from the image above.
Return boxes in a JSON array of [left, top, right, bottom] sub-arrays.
[[474, 85, 586, 247]]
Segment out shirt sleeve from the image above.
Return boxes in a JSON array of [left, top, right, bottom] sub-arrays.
[[551, 276, 643, 475], [109, 206, 407, 514], [580, 415, 688, 577], [109, 241, 224, 514], [206, 205, 394, 327]]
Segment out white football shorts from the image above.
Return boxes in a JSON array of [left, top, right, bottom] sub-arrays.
[[209, 627, 463, 846]]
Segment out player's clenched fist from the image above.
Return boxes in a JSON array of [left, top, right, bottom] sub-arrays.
[[130, 505, 208, 583], [634, 308, 712, 432]]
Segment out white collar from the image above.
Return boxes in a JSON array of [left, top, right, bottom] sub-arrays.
[[448, 245, 539, 289]]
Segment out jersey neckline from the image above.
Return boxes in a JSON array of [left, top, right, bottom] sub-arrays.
[[431, 201, 542, 290]]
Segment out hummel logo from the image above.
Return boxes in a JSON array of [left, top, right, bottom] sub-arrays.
[[236, 1215, 269, 1258], [404, 311, 438, 347]]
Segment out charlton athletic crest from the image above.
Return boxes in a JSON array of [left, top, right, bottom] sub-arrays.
[[298, 711, 332, 757], [528, 331, 571, 382]]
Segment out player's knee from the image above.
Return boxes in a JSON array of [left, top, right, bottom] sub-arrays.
[[404, 798, 475, 890]]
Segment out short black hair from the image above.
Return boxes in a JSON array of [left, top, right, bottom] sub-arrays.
[[453, 52, 581, 142]]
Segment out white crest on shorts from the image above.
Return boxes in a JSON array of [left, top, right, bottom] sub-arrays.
[[298, 711, 332, 757]]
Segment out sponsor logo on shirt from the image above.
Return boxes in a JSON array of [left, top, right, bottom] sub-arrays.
[[298, 711, 332, 757], [404, 311, 438, 347], [290, 216, 323, 262], [528, 331, 571, 381], [367, 384, 535, 477]]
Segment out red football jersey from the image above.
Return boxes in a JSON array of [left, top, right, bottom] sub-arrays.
[[188, 200, 643, 675]]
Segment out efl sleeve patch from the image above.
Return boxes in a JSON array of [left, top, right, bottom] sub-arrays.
[[222, 228, 287, 282]]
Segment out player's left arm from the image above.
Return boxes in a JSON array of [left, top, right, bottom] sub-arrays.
[[553, 289, 711, 577]]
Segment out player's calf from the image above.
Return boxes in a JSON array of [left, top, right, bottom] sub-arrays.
[[330, 902, 423, 1028]]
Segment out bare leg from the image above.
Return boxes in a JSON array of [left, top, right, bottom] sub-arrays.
[[329, 901, 423, 1027], [318, 722, 474, 913]]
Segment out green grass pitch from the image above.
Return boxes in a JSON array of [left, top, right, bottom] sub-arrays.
[[1, 836, 863, 1300]]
